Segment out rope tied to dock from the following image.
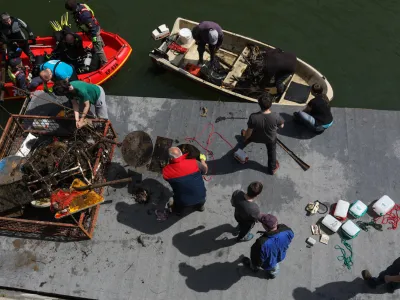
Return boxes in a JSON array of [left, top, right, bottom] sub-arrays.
[[334, 239, 353, 270], [374, 204, 400, 230], [356, 220, 383, 232], [185, 123, 234, 181]]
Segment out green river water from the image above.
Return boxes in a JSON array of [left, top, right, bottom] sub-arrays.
[[2, 0, 400, 121]]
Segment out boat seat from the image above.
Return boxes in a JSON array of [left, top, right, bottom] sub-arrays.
[[167, 38, 197, 67], [222, 46, 250, 88]]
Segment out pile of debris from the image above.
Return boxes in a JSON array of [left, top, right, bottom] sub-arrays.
[[0, 125, 113, 216], [234, 45, 271, 98]]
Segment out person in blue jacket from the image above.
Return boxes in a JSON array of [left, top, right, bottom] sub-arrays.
[[162, 147, 208, 215], [39, 60, 78, 92], [243, 213, 294, 278]]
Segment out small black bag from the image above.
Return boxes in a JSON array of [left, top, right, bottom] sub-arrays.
[[200, 57, 228, 86]]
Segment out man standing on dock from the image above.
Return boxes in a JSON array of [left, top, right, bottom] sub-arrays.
[[243, 214, 294, 279], [192, 21, 223, 65], [163, 147, 208, 215], [240, 93, 284, 175], [231, 181, 263, 242], [362, 257, 400, 293]]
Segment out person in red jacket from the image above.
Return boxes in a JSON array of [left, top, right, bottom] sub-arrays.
[[162, 147, 208, 215]]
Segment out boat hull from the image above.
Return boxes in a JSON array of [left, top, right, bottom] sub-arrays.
[[150, 18, 333, 106], [2, 30, 132, 100]]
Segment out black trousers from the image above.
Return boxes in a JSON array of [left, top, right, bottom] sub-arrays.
[[236, 219, 255, 240], [197, 42, 217, 62], [173, 200, 205, 214], [374, 257, 400, 287], [240, 138, 277, 172]]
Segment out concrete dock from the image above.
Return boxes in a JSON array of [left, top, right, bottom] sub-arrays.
[[0, 94, 400, 300]]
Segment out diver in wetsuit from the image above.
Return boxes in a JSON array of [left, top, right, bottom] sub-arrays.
[[51, 26, 86, 68], [0, 12, 36, 62]]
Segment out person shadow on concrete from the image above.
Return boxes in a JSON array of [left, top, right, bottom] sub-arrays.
[[115, 177, 185, 235], [206, 140, 269, 176], [179, 255, 266, 292], [292, 278, 389, 300], [277, 112, 318, 140], [172, 224, 236, 257]]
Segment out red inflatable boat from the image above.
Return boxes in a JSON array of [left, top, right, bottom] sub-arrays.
[[1, 30, 132, 100]]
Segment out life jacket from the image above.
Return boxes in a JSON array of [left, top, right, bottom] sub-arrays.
[[7, 66, 30, 86], [74, 4, 99, 33], [0, 17, 23, 37], [43, 81, 53, 93]]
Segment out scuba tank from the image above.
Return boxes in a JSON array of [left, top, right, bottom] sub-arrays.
[[83, 52, 92, 71], [77, 51, 92, 73]]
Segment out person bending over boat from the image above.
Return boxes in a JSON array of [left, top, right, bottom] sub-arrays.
[[53, 80, 108, 128], [192, 21, 223, 65], [7, 57, 42, 95], [0, 12, 36, 63], [39, 60, 78, 93], [260, 48, 297, 95], [64, 0, 108, 66], [293, 84, 333, 133]]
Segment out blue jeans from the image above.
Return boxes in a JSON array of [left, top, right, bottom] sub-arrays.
[[266, 263, 280, 278], [295, 112, 329, 133]]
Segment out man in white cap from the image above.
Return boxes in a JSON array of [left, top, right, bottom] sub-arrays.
[[192, 21, 224, 65]]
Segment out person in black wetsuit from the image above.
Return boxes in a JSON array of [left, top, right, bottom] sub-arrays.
[[0, 12, 35, 62], [64, 0, 107, 66], [51, 26, 86, 68]]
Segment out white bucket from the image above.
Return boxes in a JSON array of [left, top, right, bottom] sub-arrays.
[[233, 149, 248, 164], [341, 220, 361, 239], [373, 195, 395, 216], [333, 200, 350, 221], [321, 214, 342, 233], [349, 200, 368, 218], [178, 28, 193, 44]]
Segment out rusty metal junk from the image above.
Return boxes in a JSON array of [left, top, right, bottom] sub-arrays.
[[21, 126, 110, 202], [0, 115, 117, 239], [121, 131, 153, 168]]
